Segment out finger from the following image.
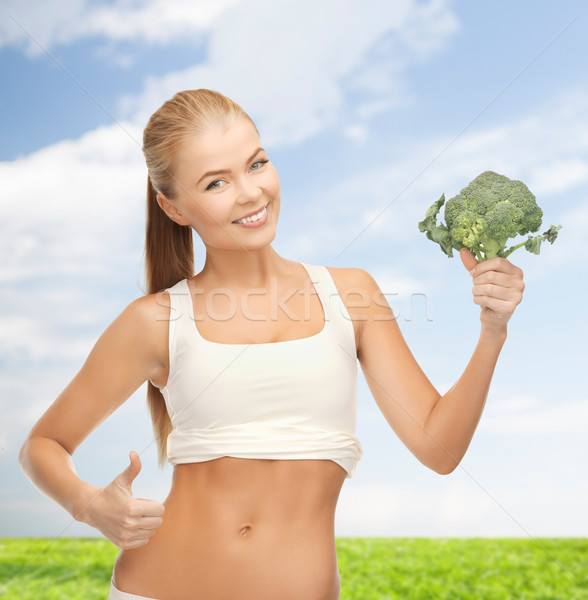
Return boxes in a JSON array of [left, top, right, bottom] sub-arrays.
[[119, 514, 163, 531], [472, 256, 521, 277], [459, 248, 478, 272], [472, 295, 518, 313], [473, 284, 522, 302], [118, 451, 142, 490], [131, 498, 166, 518], [134, 516, 164, 530], [120, 537, 150, 550], [473, 270, 524, 289], [133, 525, 161, 537]]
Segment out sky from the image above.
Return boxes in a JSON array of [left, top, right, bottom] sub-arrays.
[[1, 0, 587, 555]]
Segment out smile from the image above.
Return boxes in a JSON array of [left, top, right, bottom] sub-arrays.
[[232, 203, 269, 225]]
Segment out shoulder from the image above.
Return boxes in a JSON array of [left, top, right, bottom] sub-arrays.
[[121, 289, 173, 328], [324, 265, 391, 319], [324, 265, 379, 297], [109, 289, 173, 362], [324, 266, 383, 345], [112, 289, 174, 377]]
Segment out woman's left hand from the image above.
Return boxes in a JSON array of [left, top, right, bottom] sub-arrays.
[[459, 248, 525, 336]]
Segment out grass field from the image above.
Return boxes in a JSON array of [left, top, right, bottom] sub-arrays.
[[1, 537, 586, 599]]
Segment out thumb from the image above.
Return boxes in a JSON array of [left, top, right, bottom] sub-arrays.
[[459, 248, 478, 273], [118, 450, 142, 491]]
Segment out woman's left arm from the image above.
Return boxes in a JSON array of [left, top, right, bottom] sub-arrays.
[[354, 248, 524, 475], [419, 248, 525, 473]]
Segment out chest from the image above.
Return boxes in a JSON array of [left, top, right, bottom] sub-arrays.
[[191, 283, 323, 345], [187, 269, 361, 351]]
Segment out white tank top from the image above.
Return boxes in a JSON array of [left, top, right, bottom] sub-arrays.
[[155, 262, 363, 478]]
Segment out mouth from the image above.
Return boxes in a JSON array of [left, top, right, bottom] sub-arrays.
[[232, 202, 269, 225]]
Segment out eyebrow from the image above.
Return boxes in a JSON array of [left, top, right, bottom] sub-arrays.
[[197, 147, 265, 186]]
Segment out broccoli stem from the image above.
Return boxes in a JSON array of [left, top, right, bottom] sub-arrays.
[[471, 247, 484, 262], [478, 237, 507, 261], [502, 240, 528, 258]]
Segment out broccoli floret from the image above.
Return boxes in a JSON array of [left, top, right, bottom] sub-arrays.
[[418, 171, 561, 261]]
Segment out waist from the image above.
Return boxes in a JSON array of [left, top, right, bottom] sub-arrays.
[[168, 457, 345, 521], [113, 458, 345, 599]]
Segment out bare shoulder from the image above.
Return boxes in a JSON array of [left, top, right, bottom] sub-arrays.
[[125, 289, 172, 327], [123, 290, 171, 366], [83, 290, 172, 388], [324, 265, 379, 302], [324, 266, 380, 351], [324, 265, 369, 285]]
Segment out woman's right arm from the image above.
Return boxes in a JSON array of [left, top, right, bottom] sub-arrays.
[[18, 292, 170, 548]]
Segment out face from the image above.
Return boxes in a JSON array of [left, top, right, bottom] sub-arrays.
[[158, 117, 280, 250]]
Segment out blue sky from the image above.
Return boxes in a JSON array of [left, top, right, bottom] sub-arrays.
[[1, 0, 587, 549]]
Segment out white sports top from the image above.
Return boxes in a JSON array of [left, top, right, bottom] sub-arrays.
[[155, 262, 363, 478]]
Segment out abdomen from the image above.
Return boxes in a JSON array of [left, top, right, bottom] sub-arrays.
[[113, 458, 345, 600]]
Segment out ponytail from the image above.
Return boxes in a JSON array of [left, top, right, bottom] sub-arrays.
[[145, 175, 194, 468], [145, 175, 194, 295]]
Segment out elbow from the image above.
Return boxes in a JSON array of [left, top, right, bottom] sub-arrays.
[[18, 434, 46, 473], [432, 460, 459, 475], [419, 438, 461, 475], [18, 435, 33, 471], [421, 445, 461, 475], [417, 452, 460, 475]]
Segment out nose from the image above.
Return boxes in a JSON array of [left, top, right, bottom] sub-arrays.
[[235, 175, 263, 204]]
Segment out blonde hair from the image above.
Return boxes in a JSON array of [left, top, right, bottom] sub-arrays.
[[142, 88, 258, 467]]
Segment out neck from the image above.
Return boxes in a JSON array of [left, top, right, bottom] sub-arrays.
[[200, 245, 293, 288]]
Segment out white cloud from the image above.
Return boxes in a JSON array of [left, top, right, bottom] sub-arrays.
[[540, 198, 588, 269], [336, 470, 588, 537], [0, 0, 85, 55], [118, 0, 460, 147], [480, 397, 588, 434], [71, 0, 243, 44], [342, 125, 369, 145], [0, 0, 242, 55], [529, 158, 588, 195], [0, 316, 95, 362], [2, 0, 461, 62], [0, 121, 145, 283], [0, 122, 148, 455]]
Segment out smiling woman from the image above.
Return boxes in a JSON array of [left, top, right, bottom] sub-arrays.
[[18, 88, 525, 600]]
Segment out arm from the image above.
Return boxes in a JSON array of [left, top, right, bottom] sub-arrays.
[[18, 292, 170, 548], [419, 330, 506, 474], [420, 249, 523, 472], [355, 249, 524, 474]]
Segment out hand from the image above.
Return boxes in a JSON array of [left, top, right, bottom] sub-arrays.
[[459, 248, 525, 336], [84, 451, 165, 550]]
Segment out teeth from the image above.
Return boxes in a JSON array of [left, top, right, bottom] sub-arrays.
[[234, 205, 267, 224]]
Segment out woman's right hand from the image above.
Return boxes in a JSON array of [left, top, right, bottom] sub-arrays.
[[83, 451, 165, 550]]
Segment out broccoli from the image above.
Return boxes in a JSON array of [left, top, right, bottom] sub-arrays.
[[418, 170, 562, 262]]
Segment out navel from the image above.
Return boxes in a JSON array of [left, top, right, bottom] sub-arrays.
[[239, 524, 252, 537]]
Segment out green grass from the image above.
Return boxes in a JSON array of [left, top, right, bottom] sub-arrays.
[[1, 538, 586, 599], [336, 538, 588, 599]]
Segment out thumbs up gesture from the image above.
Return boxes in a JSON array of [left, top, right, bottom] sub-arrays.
[[83, 451, 165, 549], [459, 248, 525, 336]]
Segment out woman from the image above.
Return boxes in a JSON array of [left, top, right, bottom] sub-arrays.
[[19, 89, 524, 600]]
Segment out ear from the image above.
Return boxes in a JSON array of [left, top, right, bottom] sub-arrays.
[[156, 194, 190, 227]]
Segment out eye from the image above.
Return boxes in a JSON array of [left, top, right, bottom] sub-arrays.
[[206, 159, 269, 190], [206, 179, 225, 191], [251, 159, 269, 171]]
